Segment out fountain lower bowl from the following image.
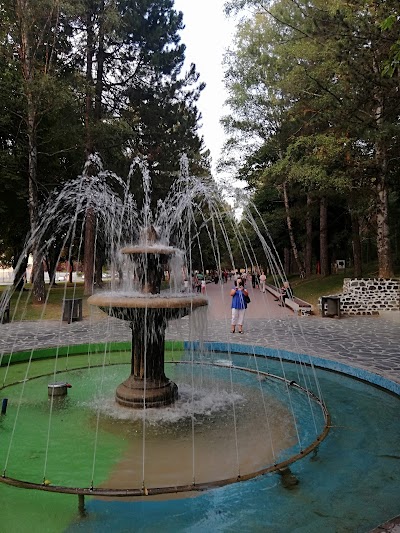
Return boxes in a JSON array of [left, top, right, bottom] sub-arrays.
[[0, 356, 328, 497], [88, 293, 208, 321], [88, 293, 208, 309]]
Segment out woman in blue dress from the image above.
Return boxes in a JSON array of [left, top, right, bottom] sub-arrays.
[[230, 278, 249, 334]]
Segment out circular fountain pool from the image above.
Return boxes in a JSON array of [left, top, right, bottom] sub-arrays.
[[0, 353, 328, 496], [0, 346, 399, 532]]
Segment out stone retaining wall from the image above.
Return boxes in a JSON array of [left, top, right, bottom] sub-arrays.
[[319, 278, 400, 316]]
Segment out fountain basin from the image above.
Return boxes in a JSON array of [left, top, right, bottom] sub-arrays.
[[120, 244, 179, 255], [0, 346, 400, 533], [88, 293, 208, 321], [88, 293, 208, 309], [88, 293, 208, 408]]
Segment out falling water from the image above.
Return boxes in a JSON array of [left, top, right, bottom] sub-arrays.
[[0, 154, 328, 497]]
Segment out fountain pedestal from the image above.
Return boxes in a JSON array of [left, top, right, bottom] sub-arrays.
[[88, 233, 207, 409], [115, 310, 178, 408]]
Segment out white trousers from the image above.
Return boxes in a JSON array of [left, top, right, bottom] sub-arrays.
[[231, 308, 245, 326]]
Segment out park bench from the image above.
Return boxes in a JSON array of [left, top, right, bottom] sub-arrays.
[[265, 283, 313, 316]]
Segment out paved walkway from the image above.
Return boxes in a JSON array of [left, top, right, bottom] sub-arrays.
[[1, 282, 399, 387]]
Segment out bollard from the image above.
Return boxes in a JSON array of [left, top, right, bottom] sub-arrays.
[[1, 398, 8, 415]]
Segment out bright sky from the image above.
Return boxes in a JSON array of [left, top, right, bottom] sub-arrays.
[[173, 0, 236, 176]]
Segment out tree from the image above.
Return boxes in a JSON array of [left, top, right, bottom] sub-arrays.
[[3, 0, 83, 301], [70, 0, 205, 294], [223, 0, 400, 277], [0, 0, 208, 296]]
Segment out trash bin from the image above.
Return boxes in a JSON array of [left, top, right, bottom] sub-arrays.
[[321, 296, 341, 318], [62, 298, 83, 323], [1, 302, 10, 324]]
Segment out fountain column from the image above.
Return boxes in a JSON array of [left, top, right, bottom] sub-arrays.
[[88, 230, 208, 409], [115, 309, 177, 408], [115, 248, 178, 407]]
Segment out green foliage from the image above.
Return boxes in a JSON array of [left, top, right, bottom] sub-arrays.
[[0, 0, 209, 266], [222, 0, 400, 275], [380, 12, 400, 77]]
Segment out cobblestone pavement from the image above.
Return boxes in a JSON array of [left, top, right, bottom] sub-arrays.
[[0, 282, 399, 386]]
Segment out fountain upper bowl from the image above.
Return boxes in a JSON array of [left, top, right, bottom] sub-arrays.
[[120, 244, 179, 256]]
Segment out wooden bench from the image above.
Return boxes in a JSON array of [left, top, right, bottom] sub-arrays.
[[265, 283, 313, 316]]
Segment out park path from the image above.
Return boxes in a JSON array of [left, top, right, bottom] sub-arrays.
[[203, 280, 292, 320]]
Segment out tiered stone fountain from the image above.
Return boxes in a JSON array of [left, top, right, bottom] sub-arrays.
[[88, 227, 208, 408]]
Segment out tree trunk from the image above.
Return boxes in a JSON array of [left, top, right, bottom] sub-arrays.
[[375, 146, 393, 278], [84, 206, 96, 295], [94, 240, 104, 288], [305, 194, 313, 277], [283, 247, 290, 275], [350, 210, 362, 278], [94, 0, 105, 124], [13, 253, 28, 291], [28, 111, 45, 303], [282, 181, 304, 275], [45, 257, 57, 287], [372, 69, 393, 278], [68, 261, 73, 284], [17, 0, 45, 303], [319, 196, 329, 277], [83, 7, 95, 296], [92, 1, 105, 291]]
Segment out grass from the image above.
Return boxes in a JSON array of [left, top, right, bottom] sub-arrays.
[[289, 273, 348, 307], [0, 283, 90, 321]]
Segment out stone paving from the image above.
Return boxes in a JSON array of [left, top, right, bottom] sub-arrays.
[[0, 283, 399, 387]]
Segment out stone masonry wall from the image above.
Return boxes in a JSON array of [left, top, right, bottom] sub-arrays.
[[319, 278, 400, 316]]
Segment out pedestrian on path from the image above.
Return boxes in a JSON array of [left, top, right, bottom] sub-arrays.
[[259, 271, 266, 293], [201, 279, 207, 294], [230, 279, 248, 334]]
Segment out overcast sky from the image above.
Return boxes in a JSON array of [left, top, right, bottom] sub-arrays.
[[173, 0, 236, 175]]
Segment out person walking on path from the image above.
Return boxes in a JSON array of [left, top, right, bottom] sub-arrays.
[[259, 271, 266, 293], [230, 279, 249, 334], [201, 279, 206, 294]]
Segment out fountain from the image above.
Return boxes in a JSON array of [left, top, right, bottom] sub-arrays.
[[0, 155, 398, 531], [87, 226, 208, 408], [0, 156, 330, 496]]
